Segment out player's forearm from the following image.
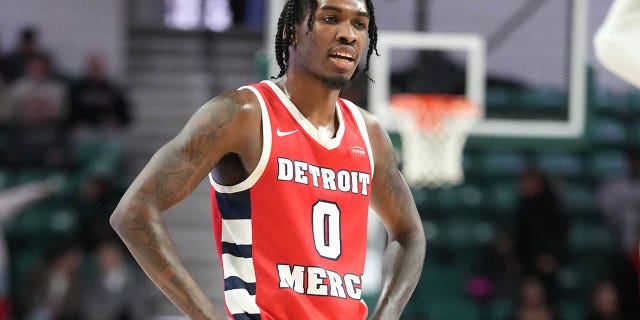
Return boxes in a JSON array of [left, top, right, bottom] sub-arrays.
[[109, 118, 229, 318], [111, 202, 225, 320], [369, 227, 426, 320]]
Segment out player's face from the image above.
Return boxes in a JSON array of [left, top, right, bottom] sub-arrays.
[[292, 0, 370, 89]]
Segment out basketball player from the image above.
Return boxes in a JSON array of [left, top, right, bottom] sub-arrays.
[[110, 0, 426, 319], [594, 0, 640, 89]]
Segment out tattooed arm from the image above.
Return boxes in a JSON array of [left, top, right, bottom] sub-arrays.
[[110, 90, 260, 320], [362, 111, 426, 320]]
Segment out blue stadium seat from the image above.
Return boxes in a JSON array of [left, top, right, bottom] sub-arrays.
[[627, 120, 640, 145], [533, 153, 584, 178], [483, 181, 518, 225], [422, 297, 481, 320], [517, 87, 566, 112], [461, 150, 481, 180], [14, 168, 55, 185], [443, 219, 478, 251], [4, 201, 79, 244], [594, 89, 628, 116], [423, 220, 440, 245], [73, 136, 124, 177], [0, 167, 14, 189], [485, 87, 529, 115], [486, 87, 511, 109], [588, 117, 627, 146], [585, 151, 627, 182], [11, 247, 46, 298], [557, 300, 587, 320], [436, 184, 485, 214], [434, 219, 496, 252], [487, 299, 514, 320], [568, 222, 616, 254], [411, 187, 438, 217], [561, 183, 600, 221], [476, 151, 527, 178], [625, 91, 640, 115], [9, 169, 77, 199], [414, 261, 475, 302], [559, 258, 610, 299]]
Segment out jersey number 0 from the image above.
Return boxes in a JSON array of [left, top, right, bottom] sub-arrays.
[[312, 200, 342, 260]]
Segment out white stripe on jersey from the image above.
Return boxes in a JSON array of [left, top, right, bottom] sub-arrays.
[[221, 219, 253, 245], [221, 254, 257, 283], [224, 289, 261, 314]]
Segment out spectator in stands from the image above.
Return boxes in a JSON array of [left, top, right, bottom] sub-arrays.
[[4, 54, 69, 166], [597, 147, 640, 268], [0, 178, 62, 319], [511, 276, 556, 320], [474, 231, 522, 300], [2, 26, 52, 84], [80, 241, 151, 320], [514, 168, 569, 298], [20, 244, 84, 320], [6, 54, 66, 125], [598, 147, 640, 319], [76, 174, 122, 252], [605, 253, 640, 319], [585, 279, 627, 320], [67, 53, 131, 135]]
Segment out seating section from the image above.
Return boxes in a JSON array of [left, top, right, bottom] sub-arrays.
[[533, 152, 584, 178], [2, 136, 126, 307], [561, 183, 600, 221], [485, 86, 566, 118], [404, 86, 637, 319]]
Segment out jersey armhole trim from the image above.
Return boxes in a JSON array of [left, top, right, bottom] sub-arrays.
[[342, 99, 375, 178], [209, 86, 272, 193]]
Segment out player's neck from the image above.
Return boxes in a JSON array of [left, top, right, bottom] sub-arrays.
[[280, 72, 340, 129]]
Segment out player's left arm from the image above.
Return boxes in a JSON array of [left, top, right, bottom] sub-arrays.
[[361, 110, 426, 320]]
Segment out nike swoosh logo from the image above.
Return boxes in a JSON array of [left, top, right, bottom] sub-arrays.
[[277, 128, 299, 137]]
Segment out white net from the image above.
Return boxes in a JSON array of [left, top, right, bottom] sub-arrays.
[[390, 94, 481, 188]]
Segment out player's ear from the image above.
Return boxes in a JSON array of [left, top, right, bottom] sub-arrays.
[[291, 32, 297, 48], [283, 28, 297, 48]]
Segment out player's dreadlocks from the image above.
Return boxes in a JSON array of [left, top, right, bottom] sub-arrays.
[[273, 0, 379, 80]]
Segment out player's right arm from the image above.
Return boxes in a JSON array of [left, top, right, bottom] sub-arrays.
[[110, 89, 259, 320]]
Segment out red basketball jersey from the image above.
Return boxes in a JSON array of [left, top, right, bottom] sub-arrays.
[[209, 80, 374, 320]]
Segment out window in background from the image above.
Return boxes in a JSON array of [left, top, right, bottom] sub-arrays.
[[164, 0, 232, 31], [204, 0, 233, 32]]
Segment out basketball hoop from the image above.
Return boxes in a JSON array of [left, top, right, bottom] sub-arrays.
[[390, 94, 481, 188]]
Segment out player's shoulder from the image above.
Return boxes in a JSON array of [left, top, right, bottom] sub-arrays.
[[342, 99, 385, 138], [198, 87, 262, 124], [340, 99, 380, 127], [340, 99, 390, 161], [203, 87, 260, 112]]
